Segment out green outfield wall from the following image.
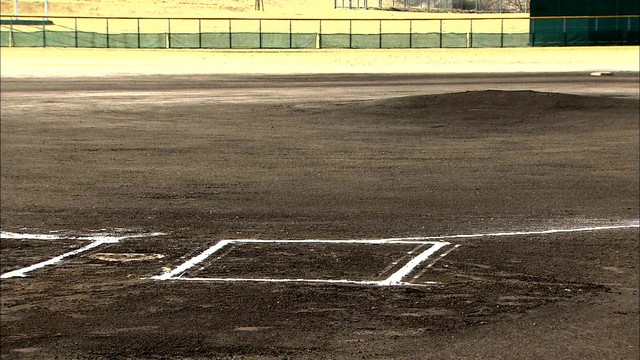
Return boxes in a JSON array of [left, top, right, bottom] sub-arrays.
[[530, 0, 640, 46]]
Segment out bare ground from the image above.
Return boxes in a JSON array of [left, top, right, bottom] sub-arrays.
[[0, 73, 638, 359]]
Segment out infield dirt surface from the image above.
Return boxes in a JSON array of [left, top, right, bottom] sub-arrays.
[[1, 73, 639, 359]]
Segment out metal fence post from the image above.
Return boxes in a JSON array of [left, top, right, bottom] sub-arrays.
[[259, 19, 262, 48], [319, 20, 322, 48], [379, 19, 382, 48], [74, 17, 78, 47], [106, 17, 109, 48], [289, 19, 292, 48], [228, 19, 232, 48], [42, 18, 46, 47], [439, 19, 443, 48], [349, 19, 352, 48], [409, 19, 412, 48], [137, 18, 141, 48], [167, 18, 171, 48], [469, 19, 473, 48], [500, 18, 504, 47], [198, 19, 202, 48]]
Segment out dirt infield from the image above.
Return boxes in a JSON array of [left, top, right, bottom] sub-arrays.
[[0, 74, 639, 359]]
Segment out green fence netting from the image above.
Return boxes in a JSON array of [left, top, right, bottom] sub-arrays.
[[10, 30, 44, 46], [77, 31, 107, 48], [502, 33, 530, 47], [320, 34, 350, 48], [166, 32, 316, 48], [44, 30, 74, 47], [231, 32, 260, 48], [0, 29, 9, 46], [381, 34, 410, 48], [531, 16, 639, 46], [139, 33, 166, 48], [471, 33, 529, 48], [0, 28, 535, 49], [411, 33, 441, 48]]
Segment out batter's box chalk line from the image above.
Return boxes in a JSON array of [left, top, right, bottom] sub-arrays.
[[152, 222, 639, 287], [0, 231, 164, 279]]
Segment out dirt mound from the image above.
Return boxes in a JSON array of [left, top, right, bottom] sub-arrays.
[[366, 90, 634, 112]]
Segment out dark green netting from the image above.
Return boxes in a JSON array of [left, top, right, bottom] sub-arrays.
[[169, 33, 200, 48], [109, 33, 140, 48], [261, 32, 290, 48], [320, 34, 350, 48], [139, 33, 166, 48], [442, 33, 468, 48], [44, 31, 75, 47], [471, 33, 501, 48], [201, 32, 231, 48], [471, 33, 528, 48], [231, 32, 260, 48], [77, 31, 107, 48], [291, 33, 317, 48], [502, 33, 530, 47], [351, 34, 380, 48], [12, 31, 44, 47], [381, 34, 410, 48], [0, 27, 533, 49], [0, 30, 10, 46], [411, 33, 441, 48], [258, 33, 316, 49]]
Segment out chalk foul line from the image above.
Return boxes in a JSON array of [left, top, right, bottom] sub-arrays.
[[153, 223, 639, 287], [0, 232, 164, 279]]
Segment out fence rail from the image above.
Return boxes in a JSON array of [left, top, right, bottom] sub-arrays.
[[1, 14, 637, 49]]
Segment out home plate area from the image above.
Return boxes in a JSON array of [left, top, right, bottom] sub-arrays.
[[152, 239, 453, 286]]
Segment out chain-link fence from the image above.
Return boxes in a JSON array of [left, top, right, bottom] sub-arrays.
[[0, 15, 531, 49], [1, 14, 637, 49], [335, 0, 529, 13]]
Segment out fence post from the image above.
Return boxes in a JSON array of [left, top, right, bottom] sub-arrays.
[[106, 17, 109, 48], [9, 20, 12, 47], [137, 18, 141, 48], [74, 17, 78, 47], [167, 18, 171, 48], [500, 18, 504, 47], [439, 19, 443, 48], [228, 19, 232, 48], [259, 19, 262, 48], [409, 19, 412, 48], [379, 19, 382, 48], [198, 19, 202, 48], [469, 19, 473, 48], [319, 19, 322, 48], [349, 19, 352, 48], [42, 18, 46, 47], [289, 19, 292, 48]]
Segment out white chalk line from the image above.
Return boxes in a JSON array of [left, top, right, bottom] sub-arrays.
[[152, 239, 450, 286], [153, 223, 639, 287], [0, 231, 164, 279], [410, 224, 640, 241], [169, 277, 438, 286], [413, 244, 462, 280]]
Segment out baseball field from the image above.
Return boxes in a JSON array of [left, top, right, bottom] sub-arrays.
[[1, 1, 639, 359]]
